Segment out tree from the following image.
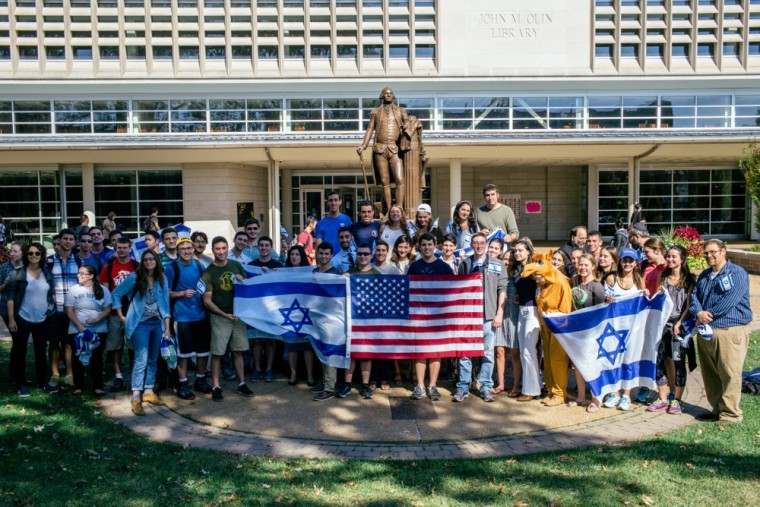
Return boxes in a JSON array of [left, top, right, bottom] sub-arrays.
[[739, 142, 760, 233]]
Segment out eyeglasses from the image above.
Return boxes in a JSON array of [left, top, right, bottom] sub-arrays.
[[143, 257, 157, 263], [77, 271, 92, 276], [356, 252, 372, 256], [27, 251, 41, 257], [704, 250, 722, 256]]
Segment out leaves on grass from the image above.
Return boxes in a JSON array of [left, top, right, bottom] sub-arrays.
[[686, 463, 695, 470], [498, 484, 506, 494], [641, 495, 655, 505], [559, 454, 572, 462], [200, 468, 210, 476], [505, 459, 518, 465], [313, 485, 323, 496], [515, 501, 529, 507], [33, 425, 44, 433]]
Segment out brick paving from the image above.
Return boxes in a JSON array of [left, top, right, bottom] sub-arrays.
[[99, 370, 711, 460]]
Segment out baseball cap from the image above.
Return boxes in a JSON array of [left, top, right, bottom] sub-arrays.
[[619, 248, 639, 260], [417, 204, 432, 214]]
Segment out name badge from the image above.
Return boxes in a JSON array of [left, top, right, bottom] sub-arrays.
[[719, 274, 734, 291], [196, 279, 207, 293]]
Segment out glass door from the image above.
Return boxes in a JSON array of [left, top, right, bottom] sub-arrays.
[[300, 187, 325, 230]]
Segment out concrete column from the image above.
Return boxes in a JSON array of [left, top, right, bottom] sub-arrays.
[[449, 159, 462, 211], [268, 159, 281, 247], [281, 167, 293, 235], [81, 163, 96, 213]]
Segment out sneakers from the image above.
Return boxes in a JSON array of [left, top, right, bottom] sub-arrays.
[[635, 387, 651, 403], [143, 391, 165, 406], [452, 390, 469, 402], [336, 383, 352, 398], [194, 377, 213, 394], [131, 398, 145, 416], [177, 383, 196, 400], [360, 384, 373, 399], [222, 368, 237, 381], [236, 383, 254, 398], [411, 385, 426, 400], [647, 399, 670, 413], [212, 386, 224, 402], [543, 396, 565, 407], [18, 386, 30, 398], [250, 369, 262, 383], [264, 369, 274, 382], [309, 381, 324, 393], [43, 382, 59, 394], [617, 394, 632, 411], [109, 377, 125, 393], [482, 390, 495, 403], [603, 393, 621, 408], [667, 399, 683, 415], [427, 386, 441, 401], [62, 373, 74, 386], [313, 390, 335, 402]]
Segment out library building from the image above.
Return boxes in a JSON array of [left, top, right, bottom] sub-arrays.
[[1, 0, 759, 243]]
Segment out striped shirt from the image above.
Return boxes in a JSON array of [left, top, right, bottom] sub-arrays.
[[49, 253, 80, 313], [690, 260, 752, 328]]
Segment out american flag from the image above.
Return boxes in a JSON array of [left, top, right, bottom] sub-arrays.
[[348, 274, 484, 359]]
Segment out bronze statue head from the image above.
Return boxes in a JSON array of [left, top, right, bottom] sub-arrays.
[[379, 87, 395, 102]]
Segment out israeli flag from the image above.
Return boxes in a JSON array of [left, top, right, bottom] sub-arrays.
[[543, 291, 673, 400], [406, 221, 418, 237], [131, 222, 189, 259], [452, 227, 506, 259], [234, 270, 350, 368]]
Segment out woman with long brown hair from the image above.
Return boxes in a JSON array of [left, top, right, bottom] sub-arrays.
[[112, 249, 171, 416]]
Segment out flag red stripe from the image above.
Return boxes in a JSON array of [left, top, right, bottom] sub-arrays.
[[352, 324, 481, 333], [407, 312, 483, 320], [409, 286, 482, 295], [409, 299, 483, 308], [351, 350, 485, 359], [351, 338, 484, 346]]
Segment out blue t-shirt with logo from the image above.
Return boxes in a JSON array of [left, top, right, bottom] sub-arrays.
[[164, 260, 207, 323], [350, 221, 381, 250], [315, 214, 352, 254]]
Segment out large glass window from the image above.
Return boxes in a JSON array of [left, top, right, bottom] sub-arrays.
[[639, 168, 746, 236], [94, 169, 183, 237], [597, 169, 629, 236], [0, 169, 62, 241]]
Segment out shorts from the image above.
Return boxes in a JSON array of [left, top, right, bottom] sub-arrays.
[[105, 315, 131, 351], [210, 313, 248, 356], [48, 313, 70, 348], [175, 318, 211, 358]]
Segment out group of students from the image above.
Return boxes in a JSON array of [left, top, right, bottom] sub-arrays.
[[1, 187, 748, 424]]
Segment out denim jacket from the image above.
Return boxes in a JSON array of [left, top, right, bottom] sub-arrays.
[[6, 266, 57, 319], [111, 272, 170, 339]]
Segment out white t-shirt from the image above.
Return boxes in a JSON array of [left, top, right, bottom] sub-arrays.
[[19, 272, 50, 324], [64, 284, 112, 334]]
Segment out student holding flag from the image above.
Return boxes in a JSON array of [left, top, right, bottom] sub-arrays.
[[448, 199, 479, 250], [602, 248, 647, 411], [647, 245, 695, 415]]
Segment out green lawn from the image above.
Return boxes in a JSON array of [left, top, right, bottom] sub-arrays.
[[0, 335, 758, 507]]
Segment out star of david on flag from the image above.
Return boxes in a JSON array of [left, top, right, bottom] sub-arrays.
[[234, 269, 350, 368], [543, 291, 673, 400]]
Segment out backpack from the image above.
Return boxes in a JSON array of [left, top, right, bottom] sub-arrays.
[[742, 367, 760, 395], [142, 215, 154, 232]]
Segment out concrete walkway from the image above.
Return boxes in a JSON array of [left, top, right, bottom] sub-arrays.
[[98, 370, 711, 460]]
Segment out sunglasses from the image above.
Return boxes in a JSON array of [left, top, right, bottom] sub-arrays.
[[27, 251, 42, 257], [356, 252, 372, 256], [79, 239, 92, 243]]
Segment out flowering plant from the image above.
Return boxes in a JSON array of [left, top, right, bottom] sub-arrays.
[[659, 226, 708, 271]]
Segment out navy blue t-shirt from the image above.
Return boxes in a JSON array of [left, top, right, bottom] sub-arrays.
[[408, 258, 454, 275], [350, 221, 381, 250]]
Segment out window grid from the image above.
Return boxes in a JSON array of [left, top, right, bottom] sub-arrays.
[[593, 0, 760, 70], [1, 94, 759, 135], [0, 0, 438, 75]]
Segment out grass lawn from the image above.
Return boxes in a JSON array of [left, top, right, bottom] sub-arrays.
[[0, 334, 758, 507]]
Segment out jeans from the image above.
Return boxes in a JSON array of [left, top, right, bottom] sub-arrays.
[[10, 315, 49, 388], [457, 320, 496, 393], [131, 319, 163, 392]]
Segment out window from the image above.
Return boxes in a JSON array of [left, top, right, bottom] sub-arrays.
[[46, 47, 66, 60], [672, 44, 690, 57], [597, 169, 629, 236], [55, 101, 92, 134], [363, 45, 383, 58], [206, 47, 226, 59], [0, 170, 62, 241], [258, 46, 278, 59], [311, 45, 331, 58], [639, 168, 745, 236], [152, 46, 173, 59], [595, 44, 613, 58], [415, 45, 435, 58], [73, 47, 93, 60], [646, 44, 664, 58], [99, 46, 119, 59], [94, 169, 183, 236], [697, 43, 715, 57], [18, 46, 39, 60], [723, 43, 740, 56], [126, 46, 146, 59], [231, 46, 252, 58], [621, 44, 639, 58], [179, 47, 199, 59]]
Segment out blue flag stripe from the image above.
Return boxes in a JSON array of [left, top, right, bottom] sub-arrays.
[[235, 281, 346, 299], [586, 360, 656, 397], [544, 292, 668, 335]]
